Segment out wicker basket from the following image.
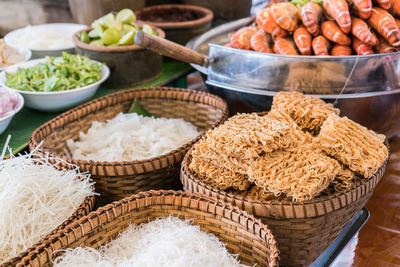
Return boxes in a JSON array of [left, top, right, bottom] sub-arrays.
[[181, 143, 390, 266], [29, 87, 228, 205], [1, 158, 95, 267], [13, 190, 280, 267]]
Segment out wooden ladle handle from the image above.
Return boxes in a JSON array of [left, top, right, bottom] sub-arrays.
[[135, 31, 209, 66]]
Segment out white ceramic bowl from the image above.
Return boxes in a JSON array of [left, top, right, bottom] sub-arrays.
[[0, 88, 24, 135], [0, 58, 110, 112], [4, 23, 87, 59], [0, 40, 31, 71]]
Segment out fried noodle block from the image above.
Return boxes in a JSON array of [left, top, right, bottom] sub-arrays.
[[189, 154, 251, 191], [244, 185, 291, 201], [318, 114, 388, 178], [318, 167, 362, 197], [332, 166, 356, 192], [248, 146, 341, 201], [205, 112, 308, 159], [271, 91, 340, 134], [191, 139, 253, 175], [266, 108, 314, 143]]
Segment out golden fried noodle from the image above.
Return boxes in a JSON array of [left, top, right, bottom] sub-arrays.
[[317, 114, 388, 178], [188, 92, 387, 202], [271, 91, 340, 134], [248, 146, 341, 201], [189, 153, 251, 191]]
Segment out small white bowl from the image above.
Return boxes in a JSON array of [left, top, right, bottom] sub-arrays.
[[4, 23, 87, 59], [0, 88, 24, 135], [0, 41, 31, 71], [0, 58, 110, 112]]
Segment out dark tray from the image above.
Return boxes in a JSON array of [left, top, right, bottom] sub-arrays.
[[310, 208, 370, 267]]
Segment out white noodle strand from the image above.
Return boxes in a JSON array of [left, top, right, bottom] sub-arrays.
[[66, 113, 200, 161], [0, 152, 94, 263], [54, 216, 247, 267]]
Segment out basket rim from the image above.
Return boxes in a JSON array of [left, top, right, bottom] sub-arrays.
[[181, 137, 390, 212], [29, 87, 229, 169], [16, 190, 280, 267]]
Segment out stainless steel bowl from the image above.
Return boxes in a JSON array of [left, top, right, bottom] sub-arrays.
[[186, 18, 400, 138]]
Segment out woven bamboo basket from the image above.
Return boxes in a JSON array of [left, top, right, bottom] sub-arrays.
[[13, 190, 280, 267], [181, 142, 390, 266], [29, 87, 228, 205], [1, 157, 95, 267]]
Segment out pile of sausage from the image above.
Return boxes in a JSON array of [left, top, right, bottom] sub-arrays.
[[227, 0, 400, 56]]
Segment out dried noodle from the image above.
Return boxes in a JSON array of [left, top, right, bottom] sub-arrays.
[[191, 139, 253, 175], [248, 146, 341, 201], [318, 167, 362, 197], [318, 114, 388, 178], [271, 91, 339, 134], [205, 113, 307, 159], [188, 154, 251, 191], [243, 185, 291, 201]]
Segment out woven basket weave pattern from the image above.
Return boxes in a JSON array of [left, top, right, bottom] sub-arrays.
[[181, 143, 389, 266], [29, 87, 228, 204], [14, 191, 279, 267]]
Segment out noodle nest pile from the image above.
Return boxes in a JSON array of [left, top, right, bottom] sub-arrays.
[[188, 92, 388, 202]]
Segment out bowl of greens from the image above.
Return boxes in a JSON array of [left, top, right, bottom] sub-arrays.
[[73, 9, 165, 87], [0, 52, 109, 112]]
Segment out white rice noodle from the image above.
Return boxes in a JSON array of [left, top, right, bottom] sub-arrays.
[[54, 216, 247, 267], [0, 152, 94, 263], [66, 113, 201, 161]]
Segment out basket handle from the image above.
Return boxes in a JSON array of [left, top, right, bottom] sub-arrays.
[[135, 31, 209, 67]]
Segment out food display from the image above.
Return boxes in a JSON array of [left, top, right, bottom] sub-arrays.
[[188, 91, 388, 202], [5, 52, 102, 92], [1, 1, 397, 265], [66, 111, 200, 161], [77, 9, 158, 47], [0, 89, 21, 119], [228, 0, 400, 55], [0, 40, 30, 69], [53, 216, 244, 267], [0, 153, 94, 263]]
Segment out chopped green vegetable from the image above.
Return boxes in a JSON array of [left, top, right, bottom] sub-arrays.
[[90, 40, 104, 46], [142, 24, 158, 36], [78, 32, 90, 43], [85, 9, 158, 47], [102, 28, 121, 45], [6, 52, 102, 92], [119, 30, 136, 45], [128, 99, 157, 117], [116, 8, 136, 24]]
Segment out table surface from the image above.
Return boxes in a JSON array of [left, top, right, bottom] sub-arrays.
[[332, 137, 400, 267], [0, 61, 191, 153]]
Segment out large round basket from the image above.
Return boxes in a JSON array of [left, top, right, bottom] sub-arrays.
[[13, 190, 280, 267], [1, 158, 95, 267], [29, 87, 228, 205], [181, 142, 390, 266]]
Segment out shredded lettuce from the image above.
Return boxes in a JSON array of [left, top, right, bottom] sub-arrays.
[[5, 52, 102, 92]]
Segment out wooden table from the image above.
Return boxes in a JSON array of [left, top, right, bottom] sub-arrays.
[[332, 137, 400, 266]]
